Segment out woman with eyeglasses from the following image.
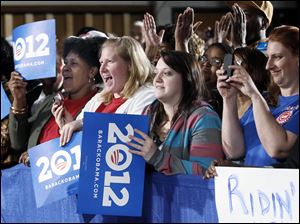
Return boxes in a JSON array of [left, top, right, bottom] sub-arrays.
[[198, 43, 233, 118]]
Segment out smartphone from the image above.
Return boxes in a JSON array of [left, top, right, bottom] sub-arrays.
[[53, 92, 64, 106], [223, 53, 233, 78]]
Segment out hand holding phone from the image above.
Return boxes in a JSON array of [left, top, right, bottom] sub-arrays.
[[223, 53, 233, 78]]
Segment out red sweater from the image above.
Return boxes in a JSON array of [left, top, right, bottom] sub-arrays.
[[38, 90, 97, 144], [95, 97, 126, 113]]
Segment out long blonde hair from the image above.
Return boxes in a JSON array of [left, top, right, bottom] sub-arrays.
[[99, 36, 154, 104]]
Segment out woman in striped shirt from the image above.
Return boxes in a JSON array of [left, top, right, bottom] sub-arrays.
[[127, 50, 224, 176]]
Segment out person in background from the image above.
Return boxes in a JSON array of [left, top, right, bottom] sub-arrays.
[[1, 37, 44, 117], [142, 12, 167, 65], [1, 37, 18, 169], [130, 20, 145, 47], [200, 43, 233, 91], [1, 37, 14, 83], [226, 1, 273, 48], [8, 36, 105, 166], [143, 8, 204, 64], [199, 42, 233, 118], [214, 25, 298, 167], [76, 26, 98, 37], [174, 7, 205, 60], [79, 30, 109, 40], [188, 33, 205, 61], [233, 47, 270, 118], [127, 50, 224, 176], [53, 36, 156, 147], [195, 26, 215, 49], [1, 35, 53, 168]]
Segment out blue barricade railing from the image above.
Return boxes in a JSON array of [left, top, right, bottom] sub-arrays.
[[1, 164, 218, 223]]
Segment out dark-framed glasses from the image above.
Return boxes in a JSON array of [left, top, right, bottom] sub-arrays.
[[199, 55, 222, 67]]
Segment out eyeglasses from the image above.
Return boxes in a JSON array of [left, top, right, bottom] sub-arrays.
[[198, 55, 222, 67]]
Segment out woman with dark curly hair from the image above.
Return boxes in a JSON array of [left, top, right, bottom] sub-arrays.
[[9, 36, 105, 166]]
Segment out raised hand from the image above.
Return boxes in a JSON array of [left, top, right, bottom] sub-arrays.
[[228, 3, 247, 48], [7, 71, 27, 109], [51, 102, 74, 130], [193, 21, 203, 35], [216, 67, 238, 99], [214, 12, 231, 44], [226, 64, 260, 99], [175, 7, 194, 52], [143, 12, 164, 62]]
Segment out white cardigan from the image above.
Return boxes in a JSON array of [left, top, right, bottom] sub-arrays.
[[76, 84, 156, 120]]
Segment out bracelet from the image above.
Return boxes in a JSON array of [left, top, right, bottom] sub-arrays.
[[10, 106, 27, 115], [11, 106, 27, 112]]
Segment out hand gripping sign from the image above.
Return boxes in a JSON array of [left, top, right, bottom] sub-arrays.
[[77, 112, 149, 216], [12, 19, 56, 80]]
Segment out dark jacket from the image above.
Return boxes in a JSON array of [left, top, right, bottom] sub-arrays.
[[9, 94, 55, 152]]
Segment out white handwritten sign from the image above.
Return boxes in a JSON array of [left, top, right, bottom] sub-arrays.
[[215, 167, 299, 223]]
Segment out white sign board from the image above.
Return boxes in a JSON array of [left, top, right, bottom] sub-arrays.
[[215, 167, 299, 223]]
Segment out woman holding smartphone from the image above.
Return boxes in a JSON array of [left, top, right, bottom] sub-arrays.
[[215, 25, 299, 167]]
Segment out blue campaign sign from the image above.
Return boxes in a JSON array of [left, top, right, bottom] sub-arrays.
[[1, 83, 11, 120], [28, 131, 82, 208], [77, 112, 149, 216], [12, 19, 56, 80]]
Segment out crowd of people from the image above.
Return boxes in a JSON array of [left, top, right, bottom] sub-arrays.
[[1, 1, 299, 180]]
